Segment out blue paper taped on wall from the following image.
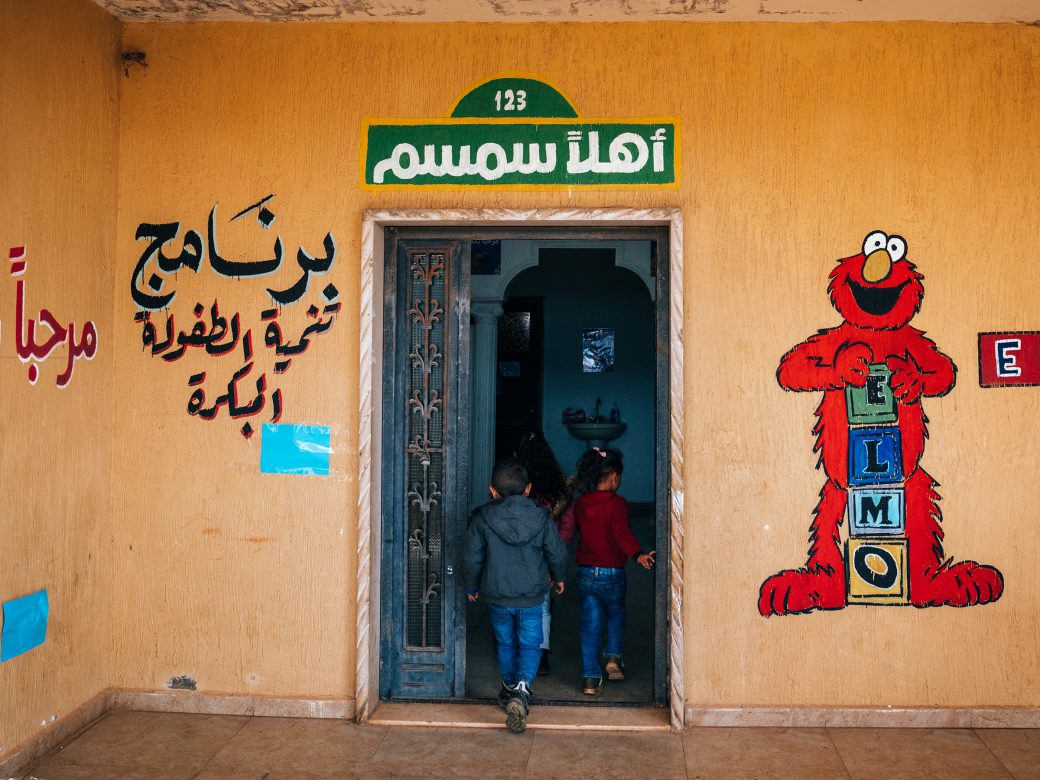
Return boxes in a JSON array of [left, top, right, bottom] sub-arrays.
[[260, 423, 332, 475], [1, 589, 49, 662]]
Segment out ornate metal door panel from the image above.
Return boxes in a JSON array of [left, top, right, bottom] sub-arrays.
[[381, 234, 470, 699]]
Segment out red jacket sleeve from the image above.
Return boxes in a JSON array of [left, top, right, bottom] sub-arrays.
[[556, 504, 576, 545]]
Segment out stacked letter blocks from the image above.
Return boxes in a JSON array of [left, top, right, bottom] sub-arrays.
[[845, 364, 909, 604]]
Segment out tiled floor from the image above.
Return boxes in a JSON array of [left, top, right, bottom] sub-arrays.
[[18, 711, 1040, 779]]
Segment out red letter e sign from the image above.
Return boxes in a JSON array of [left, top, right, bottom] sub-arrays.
[[979, 331, 1040, 387]]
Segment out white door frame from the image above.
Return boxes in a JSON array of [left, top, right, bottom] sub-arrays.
[[355, 208, 686, 728]]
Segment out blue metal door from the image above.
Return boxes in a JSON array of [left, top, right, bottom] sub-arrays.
[[381, 234, 470, 699]]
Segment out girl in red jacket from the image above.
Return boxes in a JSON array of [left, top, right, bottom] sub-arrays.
[[571, 447, 655, 695]]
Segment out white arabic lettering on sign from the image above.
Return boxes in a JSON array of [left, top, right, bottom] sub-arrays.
[[372, 127, 669, 184], [373, 142, 557, 183]]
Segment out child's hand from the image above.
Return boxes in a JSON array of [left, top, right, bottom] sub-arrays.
[[553, 581, 565, 595], [467, 591, 479, 602], [636, 551, 656, 570]]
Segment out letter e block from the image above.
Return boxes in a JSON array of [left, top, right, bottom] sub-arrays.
[[848, 426, 903, 486], [846, 538, 909, 605], [846, 364, 898, 424], [848, 487, 905, 537]]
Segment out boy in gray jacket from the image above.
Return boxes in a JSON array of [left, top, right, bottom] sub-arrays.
[[463, 459, 568, 734]]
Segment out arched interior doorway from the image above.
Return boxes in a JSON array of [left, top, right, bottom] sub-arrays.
[[465, 243, 658, 703]]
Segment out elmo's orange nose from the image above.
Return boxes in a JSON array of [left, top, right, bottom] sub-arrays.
[[862, 249, 892, 283]]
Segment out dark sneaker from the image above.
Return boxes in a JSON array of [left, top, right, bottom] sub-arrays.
[[582, 676, 602, 695], [497, 682, 515, 711], [538, 650, 551, 676], [605, 655, 625, 681], [505, 680, 531, 734]]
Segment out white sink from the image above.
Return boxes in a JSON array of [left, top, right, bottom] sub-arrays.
[[566, 422, 627, 448]]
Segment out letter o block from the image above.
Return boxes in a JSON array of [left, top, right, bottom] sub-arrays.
[[846, 538, 909, 605]]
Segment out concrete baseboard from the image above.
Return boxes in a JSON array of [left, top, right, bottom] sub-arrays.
[[684, 706, 1040, 728], [0, 688, 356, 778], [0, 689, 112, 780], [109, 689, 356, 720]]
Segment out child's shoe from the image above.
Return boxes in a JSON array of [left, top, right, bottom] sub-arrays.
[[582, 676, 603, 695], [497, 682, 515, 711], [505, 680, 531, 734], [538, 650, 551, 676], [605, 655, 625, 681]]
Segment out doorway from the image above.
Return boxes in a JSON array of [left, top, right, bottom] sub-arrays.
[[465, 243, 658, 704], [358, 210, 686, 725]]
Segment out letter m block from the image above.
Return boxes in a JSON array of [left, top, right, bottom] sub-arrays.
[[848, 488, 905, 537]]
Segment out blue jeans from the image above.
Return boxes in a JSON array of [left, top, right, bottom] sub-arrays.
[[487, 603, 544, 686], [540, 591, 552, 651], [577, 566, 626, 679]]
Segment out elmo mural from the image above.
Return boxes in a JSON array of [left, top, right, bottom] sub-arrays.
[[759, 231, 1004, 616]]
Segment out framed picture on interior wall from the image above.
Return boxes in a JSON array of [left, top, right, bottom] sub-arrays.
[[471, 239, 501, 275], [582, 328, 615, 373]]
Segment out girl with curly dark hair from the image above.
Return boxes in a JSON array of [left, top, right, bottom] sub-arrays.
[[515, 430, 572, 675], [570, 447, 655, 695]]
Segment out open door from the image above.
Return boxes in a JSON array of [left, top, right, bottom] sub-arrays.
[[378, 225, 670, 708], [380, 232, 471, 699]]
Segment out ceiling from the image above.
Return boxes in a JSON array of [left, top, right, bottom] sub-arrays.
[[92, 0, 1040, 24]]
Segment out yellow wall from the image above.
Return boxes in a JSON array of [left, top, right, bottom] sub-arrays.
[[110, 19, 1040, 708], [4, 9, 1040, 751], [0, 0, 121, 759]]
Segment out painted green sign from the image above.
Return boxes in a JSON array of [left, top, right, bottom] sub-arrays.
[[362, 73, 679, 190], [450, 76, 578, 119]]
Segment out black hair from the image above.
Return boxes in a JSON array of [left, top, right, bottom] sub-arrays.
[[491, 459, 529, 498], [516, 430, 569, 509], [574, 447, 624, 495]]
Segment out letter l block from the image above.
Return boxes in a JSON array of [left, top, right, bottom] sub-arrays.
[[848, 426, 903, 486]]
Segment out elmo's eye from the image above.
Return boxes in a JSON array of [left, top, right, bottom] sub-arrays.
[[887, 235, 907, 262], [862, 231, 887, 255]]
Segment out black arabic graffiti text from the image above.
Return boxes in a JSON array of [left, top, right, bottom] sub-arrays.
[[130, 195, 341, 439], [130, 194, 336, 311], [134, 299, 341, 439]]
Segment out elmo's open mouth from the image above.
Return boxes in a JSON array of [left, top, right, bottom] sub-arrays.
[[848, 279, 907, 316]]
